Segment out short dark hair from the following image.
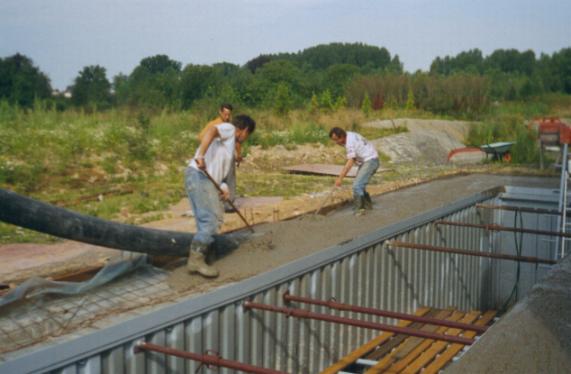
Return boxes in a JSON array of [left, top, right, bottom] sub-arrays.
[[220, 103, 233, 111], [329, 127, 346, 138], [233, 114, 256, 133]]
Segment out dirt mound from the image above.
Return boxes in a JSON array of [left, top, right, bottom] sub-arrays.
[[365, 118, 472, 164]]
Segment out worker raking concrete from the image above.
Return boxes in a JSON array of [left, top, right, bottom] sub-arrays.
[[329, 127, 379, 216], [185, 114, 256, 278], [198, 103, 242, 212]]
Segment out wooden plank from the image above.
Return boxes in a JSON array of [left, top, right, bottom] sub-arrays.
[[381, 311, 466, 373], [365, 320, 425, 360], [283, 163, 391, 177], [422, 310, 497, 374], [400, 311, 481, 374], [365, 309, 443, 360], [320, 307, 431, 374], [363, 310, 453, 373], [283, 164, 360, 177]]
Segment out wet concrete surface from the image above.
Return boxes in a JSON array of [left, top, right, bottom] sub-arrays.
[[168, 174, 559, 291]]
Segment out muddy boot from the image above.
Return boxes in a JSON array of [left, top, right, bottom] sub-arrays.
[[187, 242, 219, 278], [353, 196, 366, 216], [363, 192, 373, 210]]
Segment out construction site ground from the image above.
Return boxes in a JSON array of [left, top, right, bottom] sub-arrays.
[[0, 117, 546, 285], [0, 174, 559, 361], [0, 172, 556, 287], [0, 118, 566, 368]]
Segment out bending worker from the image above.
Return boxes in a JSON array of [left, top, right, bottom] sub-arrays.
[[198, 103, 241, 211], [329, 127, 379, 216], [185, 114, 256, 278]]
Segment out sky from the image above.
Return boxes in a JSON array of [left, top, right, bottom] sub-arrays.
[[1, 0, 570, 90]]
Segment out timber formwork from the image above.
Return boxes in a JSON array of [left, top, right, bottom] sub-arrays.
[[0, 185, 563, 374]]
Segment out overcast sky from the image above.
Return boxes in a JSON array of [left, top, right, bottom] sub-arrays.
[[1, 0, 570, 90]]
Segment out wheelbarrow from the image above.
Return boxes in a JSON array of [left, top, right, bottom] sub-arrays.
[[480, 141, 514, 161]]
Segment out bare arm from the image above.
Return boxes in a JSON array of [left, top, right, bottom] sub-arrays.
[[335, 158, 355, 187], [235, 142, 243, 166], [195, 126, 219, 170]]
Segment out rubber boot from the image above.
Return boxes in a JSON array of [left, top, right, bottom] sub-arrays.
[[363, 192, 373, 210], [187, 242, 219, 278], [353, 195, 366, 216]]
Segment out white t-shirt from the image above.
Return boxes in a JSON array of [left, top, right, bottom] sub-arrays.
[[345, 131, 378, 165], [189, 122, 235, 191]]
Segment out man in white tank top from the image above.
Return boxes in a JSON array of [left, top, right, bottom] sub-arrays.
[[184, 115, 256, 277], [329, 127, 380, 215]]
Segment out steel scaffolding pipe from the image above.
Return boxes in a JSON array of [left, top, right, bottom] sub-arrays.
[[135, 342, 286, 374], [243, 302, 475, 345], [435, 220, 571, 239], [282, 292, 488, 333], [389, 241, 557, 265], [476, 203, 566, 216]]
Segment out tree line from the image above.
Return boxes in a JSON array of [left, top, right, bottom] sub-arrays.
[[1, 43, 570, 115]]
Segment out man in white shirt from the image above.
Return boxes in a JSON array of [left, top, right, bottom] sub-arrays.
[[185, 114, 256, 277], [329, 127, 380, 216]]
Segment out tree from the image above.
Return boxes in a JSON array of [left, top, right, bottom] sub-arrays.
[[70, 65, 112, 109], [120, 54, 182, 109], [429, 49, 484, 75], [405, 86, 415, 110], [245, 55, 273, 73], [322, 64, 360, 97], [552, 48, 571, 94], [272, 82, 294, 114], [361, 92, 372, 116], [298, 43, 392, 70], [0, 53, 51, 107], [485, 49, 536, 76], [180, 64, 221, 109], [254, 60, 306, 106], [318, 89, 334, 111]]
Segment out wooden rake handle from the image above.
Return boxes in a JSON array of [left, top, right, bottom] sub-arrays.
[[201, 168, 255, 233]]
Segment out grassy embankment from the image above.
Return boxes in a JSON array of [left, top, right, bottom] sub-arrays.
[[1, 95, 570, 243]]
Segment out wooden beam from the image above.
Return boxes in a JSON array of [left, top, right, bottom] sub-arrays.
[[320, 307, 431, 374], [422, 310, 497, 374], [363, 310, 458, 373]]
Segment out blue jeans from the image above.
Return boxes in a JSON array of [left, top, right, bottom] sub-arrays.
[[353, 158, 379, 197], [184, 167, 223, 247]]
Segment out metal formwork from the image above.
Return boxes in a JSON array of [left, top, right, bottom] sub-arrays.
[[0, 186, 558, 374]]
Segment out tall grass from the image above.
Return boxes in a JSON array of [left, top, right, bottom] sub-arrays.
[[0, 105, 387, 195]]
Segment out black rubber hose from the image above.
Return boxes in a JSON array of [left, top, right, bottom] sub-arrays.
[[0, 188, 243, 256]]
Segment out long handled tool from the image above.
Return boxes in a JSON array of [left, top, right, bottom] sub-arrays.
[[313, 187, 337, 216], [201, 168, 254, 233]]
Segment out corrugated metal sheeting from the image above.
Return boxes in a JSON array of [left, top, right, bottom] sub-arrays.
[[0, 186, 559, 374]]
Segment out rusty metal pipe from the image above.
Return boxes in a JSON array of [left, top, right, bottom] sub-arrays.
[[135, 342, 285, 374], [389, 241, 556, 265], [476, 204, 565, 216], [243, 302, 474, 345], [435, 220, 571, 238], [282, 292, 487, 333]]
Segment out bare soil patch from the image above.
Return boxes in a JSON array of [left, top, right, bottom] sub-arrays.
[[365, 118, 472, 164]]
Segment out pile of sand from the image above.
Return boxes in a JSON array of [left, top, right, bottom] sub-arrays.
[[365, 118, 472, 164]]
